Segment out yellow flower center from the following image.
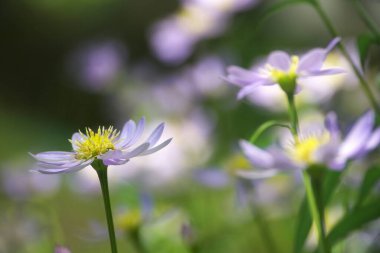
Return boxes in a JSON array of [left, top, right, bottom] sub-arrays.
[[268, 56, 299, 82], [71, 126, 119, 160], [291, 134, 329, 164]]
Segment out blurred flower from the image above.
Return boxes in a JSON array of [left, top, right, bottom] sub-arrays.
[[31, 117, 172, 174], [149, 0, 258, 64], [68, 40, 126, 91], [116, 193, 153, 234], [239, 111, 380, 178], [2, 167, 60, 200], [55, 245, 71, 253], [245, 44, 360, 112], [225, 38, 343, 99], [194, 154, 289, 209]]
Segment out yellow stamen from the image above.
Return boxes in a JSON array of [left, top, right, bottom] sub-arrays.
[[291, 134, 329, 164], [70, 126, 119, 160], [269, 56, 299, 82]]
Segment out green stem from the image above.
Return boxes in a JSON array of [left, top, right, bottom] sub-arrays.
[[310, 0, 380, 115], [302, 172, 330, 253], [249, 120, 290, 144], [352, 0, 380, 38], [94, 161, 119, 253], [286, 94, 300, 138]]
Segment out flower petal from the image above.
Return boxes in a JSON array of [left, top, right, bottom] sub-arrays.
[[30, 151, 76, 163], [139, 138, 172, 156], [239, 140, 274, 169], [194, 169, 230, 188], [35, 159, 93, 174], [237, 169, 279, 180], [71, 133, 85, 151], [365, 127, 380, 152], [120, 142, 150, 160], [298, 48, 326, 73], [116, 119, 136, 148], [325, 112, 340, 140], [338, 111, 375, 160], [146, 123, 164, 146], [303, 68, 344, 77], [267, 51, 291, 71]]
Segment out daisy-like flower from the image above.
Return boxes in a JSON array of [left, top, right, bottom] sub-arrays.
[[238, 111, 380, 179], [31, 117, 172, 174], [225, 38, 344, 99]]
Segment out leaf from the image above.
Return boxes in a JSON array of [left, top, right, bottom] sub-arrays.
[[357, 34, 377, 69], [327, 197, 380, 246], [354, 165, 380, 209], [293, 170, 342, 253]]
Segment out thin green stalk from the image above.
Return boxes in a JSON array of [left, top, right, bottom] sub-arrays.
[[302, 172, 330, 253], [310, 0, 380, 115], [285, 94, 330, 253], [286, 94, 300, 138], [352, 0, 380, 38], [94, 161, 119, 253], [249, 120, 290, 144]]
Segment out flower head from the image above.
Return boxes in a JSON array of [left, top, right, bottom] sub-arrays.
[[31, 118, 172, 174], [238, 111, 380, 179], [225, 38, 343, 99]]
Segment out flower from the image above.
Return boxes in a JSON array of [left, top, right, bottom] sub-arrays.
[[225, 38, 343, 99], [31, 117, 172, 174], [238, 111, 380, 178]]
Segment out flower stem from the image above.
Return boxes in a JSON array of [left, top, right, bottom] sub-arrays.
[[302, 171, 330, 253], [286, 94, 299, 139], [285, 94, 330, 253], [352, 0, 380, 39], [94, 160, 119, 253], [310, 0, 380, 115]]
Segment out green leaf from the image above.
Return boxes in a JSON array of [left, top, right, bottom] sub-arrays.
[[293, 170, 342, 253], [354, 165, 380, 209], [357, 34, 378, 69], [327, 197, 380, 246]]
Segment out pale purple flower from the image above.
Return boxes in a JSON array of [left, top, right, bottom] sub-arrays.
[[238, 111, 380, 179], [30, 118, 172, 174], [225, 38, 344, 99]]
